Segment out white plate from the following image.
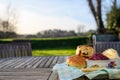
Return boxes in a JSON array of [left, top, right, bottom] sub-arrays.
[[86, 59, 120, 68]]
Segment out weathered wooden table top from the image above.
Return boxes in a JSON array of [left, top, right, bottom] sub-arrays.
[[0, 56, 67, 80]]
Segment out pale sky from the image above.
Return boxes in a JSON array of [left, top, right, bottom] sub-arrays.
[[0, 0, 112, 34]]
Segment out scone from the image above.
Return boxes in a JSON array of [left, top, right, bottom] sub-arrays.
[[76, 45, 95, 58], [66, 55, 86, 68]]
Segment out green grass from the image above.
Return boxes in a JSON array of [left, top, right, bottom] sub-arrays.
[[32, 48, 76, 56]]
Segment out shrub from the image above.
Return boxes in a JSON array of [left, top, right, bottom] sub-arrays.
[[30, 37, 89, 49]]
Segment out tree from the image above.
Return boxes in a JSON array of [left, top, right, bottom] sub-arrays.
[[36, 29, 76, 38], [87, 0, 105, 33], [0, 3, 17, 33], [106, 0, 120, 34], [0, 4, 18, 38]]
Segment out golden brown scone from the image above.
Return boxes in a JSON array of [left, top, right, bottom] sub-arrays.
[[66, 55, 86, 68], [76, 45, 95, 58]]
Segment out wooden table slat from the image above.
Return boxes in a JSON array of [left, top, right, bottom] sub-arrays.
[[27, 57, 42, 68], [0, 56, 68, 80], [38, 56, 50, 68], [0, 59, 18, 68], [3, 57, 29, 69], [14, 57, 37, 68], [48, 71, 58, 80], [0, 59, 8, 64], [44, 56, 55, 68], [57, 56, 64, 64], [32, 57, 47, 68], [26, 57, 40, 68], [20, 57, 35, 68], [50, 56, 58, 68]]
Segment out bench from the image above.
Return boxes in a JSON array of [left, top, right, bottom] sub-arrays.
[[92, 34, 120, 55], [0, 42, 32, 58]]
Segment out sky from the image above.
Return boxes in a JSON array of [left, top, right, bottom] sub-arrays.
[[0, 0, 112, 34]]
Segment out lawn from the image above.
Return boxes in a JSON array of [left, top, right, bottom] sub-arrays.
[[32, 48, 76, 56]]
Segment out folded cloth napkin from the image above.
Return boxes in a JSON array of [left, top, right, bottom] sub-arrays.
[[52, 63, 84, 80], [53, 63, 120, 80], [86, 69, 107, 79], [104, 69, 120, 79], [86, 68, 120, 79]]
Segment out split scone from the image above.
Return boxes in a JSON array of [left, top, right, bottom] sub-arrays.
[[76, 45, 95, 58]]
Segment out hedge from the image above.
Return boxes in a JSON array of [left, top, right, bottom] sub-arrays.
[[30, 37, 89, 49], [0, 36, 89, 49]]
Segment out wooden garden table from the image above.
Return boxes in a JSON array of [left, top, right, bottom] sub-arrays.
[[0, 56, 67, 80]]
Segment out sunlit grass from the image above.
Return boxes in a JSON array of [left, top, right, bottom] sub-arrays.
[[32, 48, 76, 56]]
